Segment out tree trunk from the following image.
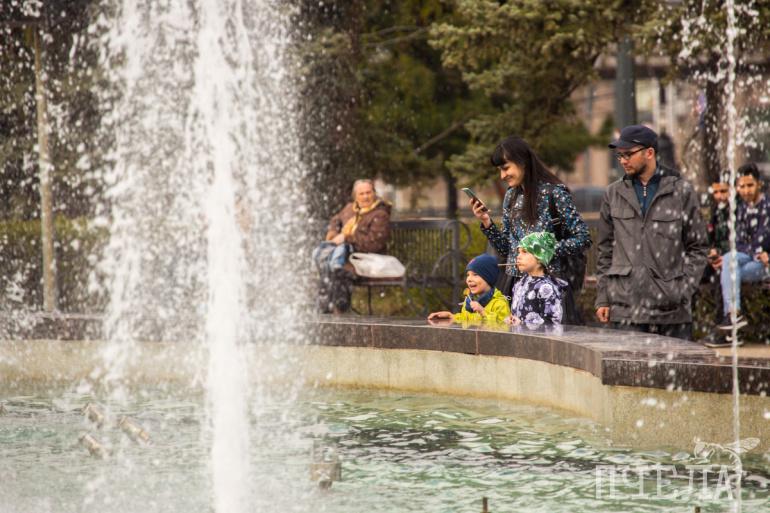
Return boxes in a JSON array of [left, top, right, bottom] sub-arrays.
[[444, 169, 457, 219], [702, 66, 724, 184], [33, 27, 57, 312]]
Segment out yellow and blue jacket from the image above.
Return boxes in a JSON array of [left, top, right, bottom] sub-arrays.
[[453, 288, 511, 324]]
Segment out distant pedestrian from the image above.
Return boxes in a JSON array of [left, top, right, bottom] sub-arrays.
[[595, 125, 708, 340]]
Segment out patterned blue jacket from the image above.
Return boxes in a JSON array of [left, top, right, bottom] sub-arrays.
[[481, 183, 591, 279], [736, 193, 770, 255], [510, 275, 566, 325]]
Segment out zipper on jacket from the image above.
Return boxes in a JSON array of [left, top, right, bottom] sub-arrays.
[[640, 180, 675, 222]]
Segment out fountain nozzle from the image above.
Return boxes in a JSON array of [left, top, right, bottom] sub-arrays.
[[82, 403, 105, 428], [79, 433, 108, 459], [118, 416, 152, 445], [310, 441, 341, 489]]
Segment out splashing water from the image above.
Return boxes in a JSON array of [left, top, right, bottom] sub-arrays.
[[724, 2, 742, 510], [91, 0, 309, 511]]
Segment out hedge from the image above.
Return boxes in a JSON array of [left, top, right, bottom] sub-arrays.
[[0, 217, 107, 312]]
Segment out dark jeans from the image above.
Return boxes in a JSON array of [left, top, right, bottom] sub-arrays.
[[313, 242, 355, 313], [316, 267, 354, 313], [610, 321, 692, 341], [699, 264, 725, 324]]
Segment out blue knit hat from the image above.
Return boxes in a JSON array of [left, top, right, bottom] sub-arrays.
[[466, 254, 499, 288]]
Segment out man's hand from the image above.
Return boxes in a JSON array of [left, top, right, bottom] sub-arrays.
[[595, 306, 610, 323], [470, 199, 492, 228], [331, 233, 345, 245]]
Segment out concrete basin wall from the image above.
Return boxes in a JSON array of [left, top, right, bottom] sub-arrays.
[[2, 313, 769, 452], [307, 318, 770, 452]]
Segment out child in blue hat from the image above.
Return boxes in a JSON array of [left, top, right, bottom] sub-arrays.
[[428, 254, 511, 324]]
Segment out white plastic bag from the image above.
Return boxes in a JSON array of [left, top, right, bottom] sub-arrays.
[[349, 253, 406, 279]]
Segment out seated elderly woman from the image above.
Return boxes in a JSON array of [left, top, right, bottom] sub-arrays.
[[313, 179, 392, 313]]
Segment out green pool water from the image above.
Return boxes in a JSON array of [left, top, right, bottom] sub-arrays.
[[1, 385, 768, 512]]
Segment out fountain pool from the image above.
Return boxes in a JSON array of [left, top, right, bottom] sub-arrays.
[[1, 384, 769, 513]]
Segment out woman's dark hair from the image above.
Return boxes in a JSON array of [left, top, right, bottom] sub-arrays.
[[490, 136, 563, 225]]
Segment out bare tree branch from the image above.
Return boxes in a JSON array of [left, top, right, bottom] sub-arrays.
[[414, 118, 469, 155]]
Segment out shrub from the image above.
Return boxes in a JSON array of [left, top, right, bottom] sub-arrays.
[[0, 218, 107, 312]]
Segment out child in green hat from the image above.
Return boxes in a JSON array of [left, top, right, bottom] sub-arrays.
[[506, 231, 567, 326]]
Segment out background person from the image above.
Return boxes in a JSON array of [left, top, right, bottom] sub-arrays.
[[706, 180, 732, 269], [470, 136, 591, 321], [718, 163, 770, 330], [595, 125, 708, 340], [312, 179, 391, 313], [699, 179, 732, 345]]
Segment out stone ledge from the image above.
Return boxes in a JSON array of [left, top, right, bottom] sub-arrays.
[[2, 312, 768, 396], [315, 317, 770, 396]]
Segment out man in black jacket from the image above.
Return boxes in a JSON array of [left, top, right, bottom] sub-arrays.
[[595, 125, 709, 340]]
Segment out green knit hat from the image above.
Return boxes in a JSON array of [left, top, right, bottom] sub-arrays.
[[519, 231, 557, 266]]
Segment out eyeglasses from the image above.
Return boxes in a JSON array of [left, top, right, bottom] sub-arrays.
[[614, 147, 646, 162]]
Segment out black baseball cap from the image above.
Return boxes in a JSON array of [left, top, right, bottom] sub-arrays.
[[608, 125, 658, 151]]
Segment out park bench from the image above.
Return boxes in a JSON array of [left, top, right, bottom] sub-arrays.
[[352, 219, 470, 315]]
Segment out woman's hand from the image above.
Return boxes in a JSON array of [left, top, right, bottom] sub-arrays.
[[470, 198, 492, 228], [758, 251, 769, 267]]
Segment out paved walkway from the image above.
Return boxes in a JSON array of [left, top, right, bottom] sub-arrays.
[[713, 344, 770, 360]]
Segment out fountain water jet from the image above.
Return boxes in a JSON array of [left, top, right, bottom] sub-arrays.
[[91, 0, 309, 511], [724, 0, 742, 510]]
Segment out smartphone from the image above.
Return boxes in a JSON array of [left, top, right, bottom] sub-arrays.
[[461, 188, 488, 212]]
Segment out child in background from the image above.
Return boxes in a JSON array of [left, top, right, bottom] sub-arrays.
[[506, 232, 566, 326], [427, 253, 511, 324]]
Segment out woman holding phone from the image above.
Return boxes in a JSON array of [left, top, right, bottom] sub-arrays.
[[470, 136, 591, 321]]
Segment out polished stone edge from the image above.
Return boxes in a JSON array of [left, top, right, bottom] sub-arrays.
[[314, 317, 770, 397], [2, 313, 768, 396], [602, 359, 770, 395]]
